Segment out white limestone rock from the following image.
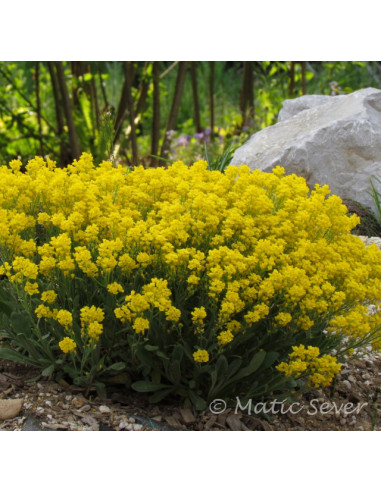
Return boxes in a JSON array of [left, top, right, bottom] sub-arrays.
[[358, 235, 381, 249], [230, 87, 381, 215], [278, 94, 337, 122]]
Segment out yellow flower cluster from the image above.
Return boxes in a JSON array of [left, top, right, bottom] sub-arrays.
[[193, 349, 210, 363], [0, 153, 380, 372], [56, 309, 73, 328], [114, 277, 181, 329], [276, 345, 342, 387], [58, 337, 77, 354], [80, 306, 105, 341], [217, 330, 234, 345], [41, 290, 58, 304]]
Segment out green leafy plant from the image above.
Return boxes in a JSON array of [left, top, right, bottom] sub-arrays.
[[204, 142, 236, 172], [368, 175, 381, 228]]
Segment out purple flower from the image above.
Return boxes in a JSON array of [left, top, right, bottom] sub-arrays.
[[194, 132, 204, 141], [176, 135, 190, 147]]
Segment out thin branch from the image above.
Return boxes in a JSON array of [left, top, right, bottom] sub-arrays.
[[0, 100, 57, 155], [0, 65, 56, 135], [160, 61, 188, 158], [160, 61, 179, 79]]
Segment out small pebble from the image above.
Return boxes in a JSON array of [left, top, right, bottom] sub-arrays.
[[342, 380, 351, 391], [99, 405, 111, 414], [79, 405, 91, 412]]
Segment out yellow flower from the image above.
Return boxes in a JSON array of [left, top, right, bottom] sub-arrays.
[[24, 281, 39, 296], [226, 320, 242, 333], [217, 330, 234, 345], [191, 306, 207, 325], [56, 309, 73, 327], [35, 304, 54, 319], [193, 349, 209, 363], [80, 305, 104, 327], [274, 312, 292, 326], [9, 159, 22, 173], [165, 306, 181, 322], [41, 290, 57, 304], [87, 321, 103, 341], [107, 282, 124, 295], [59, 337, 77, 354], [133, 317, 150, 334]]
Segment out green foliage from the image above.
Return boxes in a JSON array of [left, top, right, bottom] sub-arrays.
[[204, 142, 236, 172], [1, 61, 381, 167], [368, 175, 381, 227]]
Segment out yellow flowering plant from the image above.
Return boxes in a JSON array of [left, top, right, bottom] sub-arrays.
[[0, 153, 381, 408]]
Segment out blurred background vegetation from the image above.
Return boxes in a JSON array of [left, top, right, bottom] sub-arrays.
[[0, 61, 380, 167]]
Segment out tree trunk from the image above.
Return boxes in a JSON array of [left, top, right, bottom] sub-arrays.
[[288, 61, 295, 97], [301, 61, 307, 95], [98, 64, 109, 108], [209, 61, 215, 139], [191, 62, 202, 133], [55, 61, 81, 161], [47, 61, 69, 165], [88, 63, 100, 130], [135, 61, 150, 117], [151, 61, 161, 167], [35, 62, 44, 156], [160, 61, 188, 158], [124, 61, 139, 165], [114, 62, 137, 143], [240, 61, 254, 128]]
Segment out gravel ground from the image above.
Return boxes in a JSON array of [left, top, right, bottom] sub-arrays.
[[0, 351, 380, 431]]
